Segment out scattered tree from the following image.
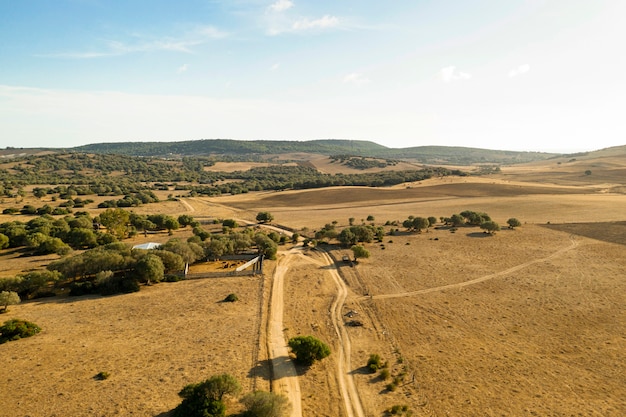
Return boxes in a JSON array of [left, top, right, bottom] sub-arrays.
[[351, 245, 370, 262], [256, 212, 274, 224], [0, 291, 20, 313], [480, 221, 500, 234], [288, 335, 331, 366], [507, 218, 522, 229], [173, 374, 241, 417]]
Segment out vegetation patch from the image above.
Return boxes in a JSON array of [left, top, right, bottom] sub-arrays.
[[0, 318, 41, 344]]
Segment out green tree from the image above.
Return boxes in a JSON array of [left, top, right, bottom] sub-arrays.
[[135, 254, 165, 284], [0, 291, 20, 313], [99, 208, 131, 239], [507, 218, 522, 228], [178, 214, 195, 227], [256, 212, 274, 224], [351, 245, 370, 262], [411, 217, 430, 232], [480, 221, 500, 234], [255, 233, 278, 260], [173, 374, 241, 417], [240, 391, 291, 417], [222, 219, 238, 229], [288, 335, 331, 366]]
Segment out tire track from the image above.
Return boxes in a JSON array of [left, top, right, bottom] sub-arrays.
[[360, 235, 579, 301]]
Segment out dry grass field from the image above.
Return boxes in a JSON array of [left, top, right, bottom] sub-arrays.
[[1, 149, 625, 416]]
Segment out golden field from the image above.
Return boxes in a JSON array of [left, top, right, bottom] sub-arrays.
[[0, 148, 625, 416]]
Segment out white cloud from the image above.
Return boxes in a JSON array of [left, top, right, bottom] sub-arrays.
[[292, 15, 339, 31], [508, 64, 531, 78], [39, 25, 227, 59], [269, 0, 293, 12], [343, 72, 371, 86], [271, 63, 280, 71], [177, 64, 189, 74], [439, 66, 472, 83]]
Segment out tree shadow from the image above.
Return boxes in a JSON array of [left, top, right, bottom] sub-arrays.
[[154, 411, 174, 417], [466, 232, 493, 238], [248, 355, 310, 381], [349, 365, 373, 376], [248, 358, 272, 381]]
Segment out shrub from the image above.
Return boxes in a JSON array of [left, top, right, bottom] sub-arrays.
[[379, 368, 391, 380], [95, 371, 110, 380], [240, 390, 291, 417], [224, 293, 238, 302], [0, 319, 41, 344], [367, 353, 382, 373]]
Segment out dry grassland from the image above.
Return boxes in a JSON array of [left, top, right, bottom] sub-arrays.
[[1, 155, 625, 416]]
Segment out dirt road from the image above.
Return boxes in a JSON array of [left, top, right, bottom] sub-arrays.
[[269, 247, 365, 417], [268, 251, 302, 417]]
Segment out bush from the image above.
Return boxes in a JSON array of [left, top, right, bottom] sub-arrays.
[[240, 390, 291, 417], [367, 353, 382, 373], [224, 293, 238, 302], [379, 368, 391, 380], [0, 319, 41, 344], [95, 371, 110, 380]]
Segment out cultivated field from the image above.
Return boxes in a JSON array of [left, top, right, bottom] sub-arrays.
[[1, 150, 625, 416]]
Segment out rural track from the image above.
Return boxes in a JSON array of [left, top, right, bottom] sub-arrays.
[[268, 250, 303, 417], [316, 248, 366, 417], [269, 247, 366, 417], [359, 235, 580, 301]]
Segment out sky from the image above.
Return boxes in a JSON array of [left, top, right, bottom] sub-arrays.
[[1, 0, 625, 153]]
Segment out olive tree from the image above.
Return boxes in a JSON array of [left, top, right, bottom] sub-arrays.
[[507, 218, 522, 229], [480, 221, 500, 234], [351, 245, 370, 262], [0, 291, 20, 313], [256, 212, 274, 224]]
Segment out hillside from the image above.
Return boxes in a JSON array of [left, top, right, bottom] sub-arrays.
[[69, 139, 556, 165]]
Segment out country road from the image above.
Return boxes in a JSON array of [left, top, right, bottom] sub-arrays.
[[267, 250, 302, 417], [268, 247, 365, 417]]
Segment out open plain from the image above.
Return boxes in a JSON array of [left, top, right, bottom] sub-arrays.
[[1, 149, 625, 416]]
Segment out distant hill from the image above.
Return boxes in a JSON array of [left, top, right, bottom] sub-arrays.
[[71, 139, 556, 165]]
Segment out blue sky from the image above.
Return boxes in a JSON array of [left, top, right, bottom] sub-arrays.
[[1, 0, 625, 152]]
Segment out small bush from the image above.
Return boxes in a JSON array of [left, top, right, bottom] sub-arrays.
[[0, 319, 41, 344], [367, 353, 382, 373], [379, 368, 391, 380], [224, 293, 238, 302], [95, 371, 110, 380], [386, 382, 398, 392]]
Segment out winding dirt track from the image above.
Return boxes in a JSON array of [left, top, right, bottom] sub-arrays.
[[360, 235, 580, 301]]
